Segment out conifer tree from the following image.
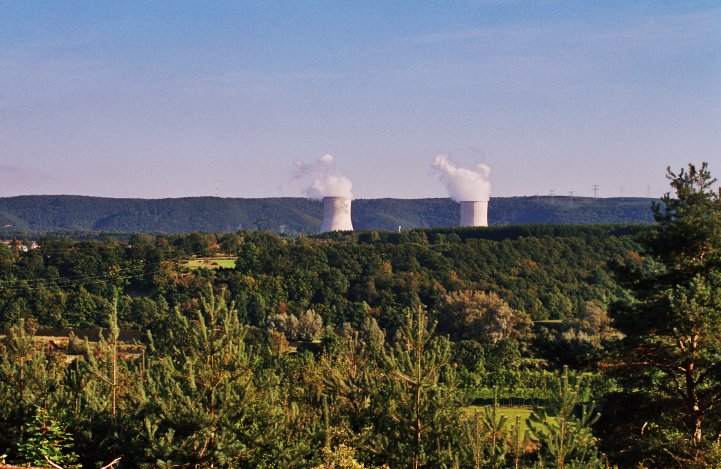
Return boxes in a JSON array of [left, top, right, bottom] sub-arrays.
[[510, 415, 530, 469], [84, 294, 122, 421], [528, 368, 604, 468], [465, 410, 487, 469], [463, 389, 523, 469], [68, 292, 139, 466], [0, 320, 65, 459], [613, 162, 721, 461], [376, 307, 464, 469], [480, 390, 510, 468], [321, 330, 383, 451], [140, 285, 282, 467]]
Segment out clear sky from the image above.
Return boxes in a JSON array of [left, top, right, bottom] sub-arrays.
[[1, 1, 719, 199]]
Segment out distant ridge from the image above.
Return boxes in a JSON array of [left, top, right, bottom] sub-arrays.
[[0, 195, 656, 234]]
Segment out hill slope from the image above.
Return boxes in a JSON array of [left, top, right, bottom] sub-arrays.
[[0, 195, 656, 234]]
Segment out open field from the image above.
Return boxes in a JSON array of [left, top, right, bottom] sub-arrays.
[[0, 328, 145, 364], [463, 405, 539, 435], [183, 257, 236, 270]]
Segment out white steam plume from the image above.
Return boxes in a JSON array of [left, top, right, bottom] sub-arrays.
[[294, 154, 353, 199], [432, 153, 491, 202]]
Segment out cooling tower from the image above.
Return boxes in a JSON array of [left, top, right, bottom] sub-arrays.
[[320, 197, 354, 232], [459, 200, 489, 227]]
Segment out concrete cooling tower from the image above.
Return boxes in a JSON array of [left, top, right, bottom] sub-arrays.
[[459, 200, 489, 227], [320, 197, 354, 232]]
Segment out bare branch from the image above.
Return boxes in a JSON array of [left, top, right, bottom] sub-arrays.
[[43, 455, 64, 469], [100, 457, 122, 469]]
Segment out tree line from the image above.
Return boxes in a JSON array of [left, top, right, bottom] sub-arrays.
[[0, 195, 655, 234]]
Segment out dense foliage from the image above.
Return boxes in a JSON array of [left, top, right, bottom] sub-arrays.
[[0, 195, 655, 234], [603, 163, 721, 467], [0, 225, 637, 332], [0, 163, 718, 467], [0, 223, 633, 467], [1, 290, 612, 468]]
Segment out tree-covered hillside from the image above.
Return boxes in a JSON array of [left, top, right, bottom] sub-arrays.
[[0, 224, 637, 329], [0, 195, 656, 234], [0, 223, 643, 467], [1, 164, 718, 468]]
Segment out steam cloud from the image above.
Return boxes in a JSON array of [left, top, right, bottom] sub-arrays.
[[294, 154, 353, 199], [432, 154, 491, 202]]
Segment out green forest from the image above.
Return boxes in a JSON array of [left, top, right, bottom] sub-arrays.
[[0, 163, 719, 468], [0, 195, 655, 234]]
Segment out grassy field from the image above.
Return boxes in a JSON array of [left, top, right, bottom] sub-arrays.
[[463, 405, 538, 435], [183, 257, 236, 270]]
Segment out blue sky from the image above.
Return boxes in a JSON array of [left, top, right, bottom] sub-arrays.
[[1, 1, 719, 198]]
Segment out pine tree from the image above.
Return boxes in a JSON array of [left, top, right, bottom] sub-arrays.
[[321, 330, 383, 452], [465, 410, 487, 469], [61, 292, 140, 467], [463, 389, 523, 469], [141, 285, 283, 466], [0, 319, 65, 459], [613, 162, 721, 461], [479, 389, 511, 468], [528, 368, 604, 469], [376, 307, 464, 469], [510, 415, 530, 469], [84, 294, 122, 422]]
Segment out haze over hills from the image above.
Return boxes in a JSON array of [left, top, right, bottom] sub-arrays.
[[0, 195, 656, 235]]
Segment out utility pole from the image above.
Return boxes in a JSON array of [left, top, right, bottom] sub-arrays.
[[619, 187, 624, 197], [647, 185, 651, 198], [592, 185, 599, 198]]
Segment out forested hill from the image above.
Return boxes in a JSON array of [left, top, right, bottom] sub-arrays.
[[0, 195, 656, 234]]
